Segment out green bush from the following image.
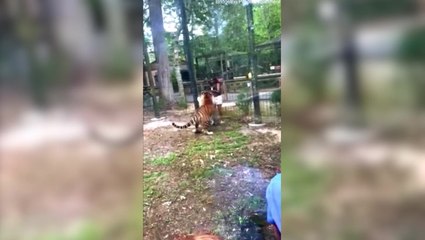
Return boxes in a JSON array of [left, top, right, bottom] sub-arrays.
[[271, 89, 281, 103], [236, 87, 251, 116], [271, 89, 281, 116]]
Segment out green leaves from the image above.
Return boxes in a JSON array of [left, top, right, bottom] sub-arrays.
[[253, 0, 281, 44]]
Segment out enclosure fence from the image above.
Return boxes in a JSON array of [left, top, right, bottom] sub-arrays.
[[144, 73, 281, 121]]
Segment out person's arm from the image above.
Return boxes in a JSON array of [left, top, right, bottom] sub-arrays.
[[266, 174, 282, 232], [266, 186, 275, 224]]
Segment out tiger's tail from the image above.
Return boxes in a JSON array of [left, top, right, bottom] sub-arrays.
[[172, 118, 196, 129]]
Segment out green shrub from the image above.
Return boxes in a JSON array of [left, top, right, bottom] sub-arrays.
[[271, 89, 281, 103], [236, 87, 251, 116], [271, 89, 281, 116]]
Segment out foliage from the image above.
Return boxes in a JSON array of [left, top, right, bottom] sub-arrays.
[[187, 0, 217, 29], [150, 153, 177, 166], [236, 87, 251, 116], [271, 89, 281, 117], [253, 0, 281, 44], [257, 49, 281, 71], [144, 171, 167, 201], [192, 35, 219, 56], [270, 89, 281, 104], [221, 4, 249, 53]]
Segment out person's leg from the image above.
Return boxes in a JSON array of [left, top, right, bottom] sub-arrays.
[[217, 104, 223, 117], [215, 95, 224, 124]]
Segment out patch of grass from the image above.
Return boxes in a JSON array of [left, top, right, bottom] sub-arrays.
[[184, 130, 249, 160], [212, 196, 267, 234], [143, 171, 167, 201], [150, 153, 176, 166], [236, 87, 251, 116], [191, 167, 219, 180], [176, 129, 249, 181]]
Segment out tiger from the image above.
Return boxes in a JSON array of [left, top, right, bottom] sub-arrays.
[[197, 89, 222, 126], [172, 91, 216, 135]]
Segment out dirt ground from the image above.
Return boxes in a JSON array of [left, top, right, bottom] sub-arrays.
[[142, 109, 281, 240]]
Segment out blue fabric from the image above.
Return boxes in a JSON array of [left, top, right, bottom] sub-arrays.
[[266, 173, 281, 233]]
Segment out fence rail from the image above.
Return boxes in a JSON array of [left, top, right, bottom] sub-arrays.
[[144, 73, 281, 119], [183, 73, 281, 95]]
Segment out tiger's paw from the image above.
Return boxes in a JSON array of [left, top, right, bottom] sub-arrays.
[[206, 131, 214, 135], [193, 129, 203, 134]]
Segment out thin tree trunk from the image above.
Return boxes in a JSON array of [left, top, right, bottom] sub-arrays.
[[173, 26, 186, 103], [148, 0, 174, 104]]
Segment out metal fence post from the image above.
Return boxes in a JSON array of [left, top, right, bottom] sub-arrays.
[[243, 0, 262, 124]]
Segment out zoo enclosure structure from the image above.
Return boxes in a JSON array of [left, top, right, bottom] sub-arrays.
[[144, 37, 282, 119], [179, 38, 282, 119], [183, 38, 281, 99]]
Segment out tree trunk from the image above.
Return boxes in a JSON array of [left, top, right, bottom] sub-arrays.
[[173, 27, 186, 103], [148, 0, 174, 104]]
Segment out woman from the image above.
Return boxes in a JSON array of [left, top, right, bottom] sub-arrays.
[[210, 77, 224, 124], [266, 173, 282, 239]]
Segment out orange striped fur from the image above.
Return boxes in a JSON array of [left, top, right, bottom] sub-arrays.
[[172, 91, 215, 135]]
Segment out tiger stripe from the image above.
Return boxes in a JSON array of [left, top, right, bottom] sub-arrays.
[[172, 91, 215, 134]]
